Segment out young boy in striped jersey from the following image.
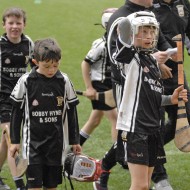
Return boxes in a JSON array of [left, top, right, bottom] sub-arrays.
[[9, 38, 81, 190]]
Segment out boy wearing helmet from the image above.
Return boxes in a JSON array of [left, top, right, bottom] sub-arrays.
[[79, 8, 118, 146], [110, 11, 187, 190]]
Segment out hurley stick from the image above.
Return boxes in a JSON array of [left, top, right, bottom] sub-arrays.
[[76, 89, 116, 108], [172, 34, 190, 152], [3, 128, 28, 177]]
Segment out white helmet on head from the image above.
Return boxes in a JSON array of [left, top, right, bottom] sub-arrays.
[[101, 8, 118, 28], [131, 11, 159, 34], [130, 11, 159, 50], [118, 11, 159, 51]]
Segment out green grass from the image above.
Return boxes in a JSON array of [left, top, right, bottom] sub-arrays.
[[0, 0, 190, 189]]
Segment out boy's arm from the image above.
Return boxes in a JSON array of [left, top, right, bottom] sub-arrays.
[[10, 106, 23, 144], [81, 60, 96, 100], [161, 85, 188, 106], [67, 105, 80, 145]]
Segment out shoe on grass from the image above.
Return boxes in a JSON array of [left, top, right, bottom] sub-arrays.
[[0, 177, 10, 190], [93, 170, 110, 190], [153, 179, 173, 190]]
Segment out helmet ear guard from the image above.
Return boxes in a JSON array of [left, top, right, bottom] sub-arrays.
[[118, 17, 133, 47]]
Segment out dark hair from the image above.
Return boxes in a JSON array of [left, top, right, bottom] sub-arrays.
[[33, 38, 61, 62], [2, 7, 26, 24]]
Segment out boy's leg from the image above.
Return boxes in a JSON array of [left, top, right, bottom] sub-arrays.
[[0, 123, 26, 190], [93, 142, 117, 190], [0, 128, 10, 190], [0, 124, 11, 190], [151, 106, 174, 190], [103, 108, 118, 142], [128, 163, 153, 190], [80, 110, 103, 145], [43, 165, 61, 190], [26, 165, 59, 190]]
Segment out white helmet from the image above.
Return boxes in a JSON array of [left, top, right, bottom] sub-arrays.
[[118, 11, 159, 51], [131, 11, 159, 50], [130, 11, 159, 34], [101, 8, 118, 28]]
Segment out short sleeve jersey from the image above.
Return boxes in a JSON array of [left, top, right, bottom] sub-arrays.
[[10, 68, 79, 165], [0, 34, 34, 95], [85, 36, 111, 82]]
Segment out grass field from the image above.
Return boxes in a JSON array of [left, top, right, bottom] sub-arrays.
[[0, 0, 190, 189]]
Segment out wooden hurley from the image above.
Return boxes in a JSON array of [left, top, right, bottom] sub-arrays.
[[173, 34, 190, 152], [3, 129, 28, 177], [76, 89, 116, 108]]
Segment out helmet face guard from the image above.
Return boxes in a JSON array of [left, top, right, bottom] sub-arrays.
[[131, 13, 159, 52]]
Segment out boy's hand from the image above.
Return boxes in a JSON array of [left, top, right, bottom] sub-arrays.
[[152, 51, 173, 79], [10, 144, 20, 158], [152, 51, 169, 65], [72, 144, 82, 155], [85, 88, 96, 100], [159, 63, 172, 79], [171, 85, 188, 104]]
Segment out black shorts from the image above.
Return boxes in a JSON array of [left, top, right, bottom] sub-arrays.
[[26, 164, 63, 188], [117, 130, 166, 167], [91, 80, 114, 111], [0, 94, 12, 123]]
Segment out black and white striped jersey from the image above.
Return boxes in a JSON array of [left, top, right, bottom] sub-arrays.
[[85, 35, 111, 82], [0, 33, 34, 95], [115, 40, 163, 134], [10, 68, 79, 165]]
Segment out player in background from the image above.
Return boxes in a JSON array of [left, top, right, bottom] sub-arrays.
[[0, 7, 34, 190], [9, 38, 81, 190], [79, 8, 118, 146], [151, 0, 190, 189]]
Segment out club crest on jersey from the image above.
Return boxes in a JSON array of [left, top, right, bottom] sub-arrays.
[[57, 96, 64, 106], [32, 99, 39, 106], [176, 5, 184, 17], [5, 58, 11, 64], [121, 131, 127, 142]]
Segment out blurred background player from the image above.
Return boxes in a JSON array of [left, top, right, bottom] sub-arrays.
[[79, 8, 118, 146], [0, 7, 34, 190], [151, 0, 190, 189]]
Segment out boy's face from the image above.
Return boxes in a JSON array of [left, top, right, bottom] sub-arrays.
[[134, 26, 156, 49], [36, 60, 60, 78], [3, 16, 25, 43]]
